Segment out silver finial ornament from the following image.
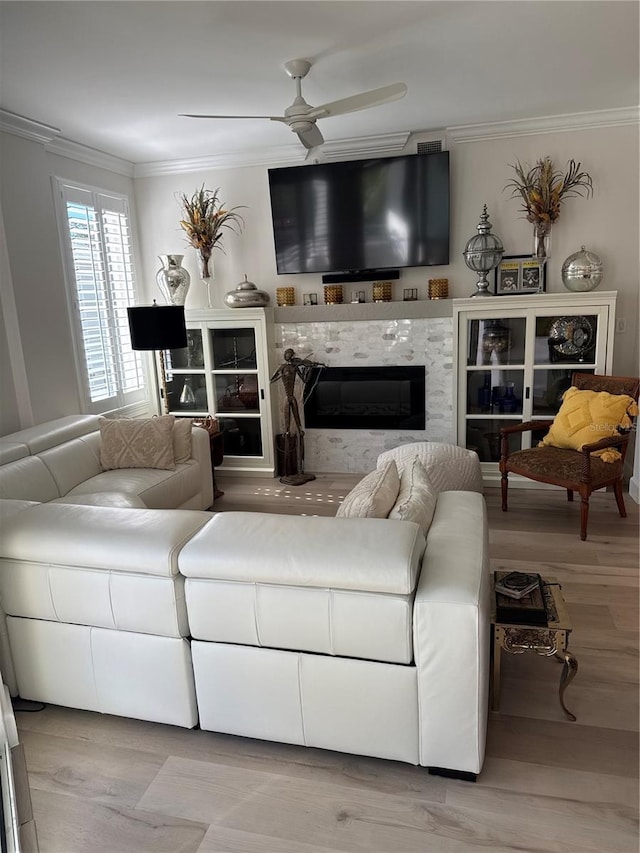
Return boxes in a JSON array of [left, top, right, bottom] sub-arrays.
[[463, 205, 504, 297]]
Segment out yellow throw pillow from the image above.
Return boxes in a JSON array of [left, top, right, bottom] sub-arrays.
[[539, 387, 638, 462]]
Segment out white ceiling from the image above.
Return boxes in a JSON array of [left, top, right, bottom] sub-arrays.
[[1, 1, 638, 166]]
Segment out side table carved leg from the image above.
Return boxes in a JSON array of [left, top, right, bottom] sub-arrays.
[[558, 651, 578, 721], [491, 629, 501, 711]]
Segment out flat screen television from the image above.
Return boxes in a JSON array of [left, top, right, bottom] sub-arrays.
[[268, 151, 449, 275]]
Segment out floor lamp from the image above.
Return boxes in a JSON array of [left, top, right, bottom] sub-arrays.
[[127, 302, 187, 414]]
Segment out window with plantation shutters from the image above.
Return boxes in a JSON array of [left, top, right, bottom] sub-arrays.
[[56, 180, 146, 413]]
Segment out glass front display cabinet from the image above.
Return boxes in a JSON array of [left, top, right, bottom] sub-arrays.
[[453, 292, 617, 482], [161, 308, 276, 475]]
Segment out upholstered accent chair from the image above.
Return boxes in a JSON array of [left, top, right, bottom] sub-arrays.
[[499, 373, 640, 540]]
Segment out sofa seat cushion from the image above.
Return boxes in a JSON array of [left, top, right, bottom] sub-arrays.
[[0, 503, 210, 576], [66, 460, 202, 509], [50, 491, 147, 508], [0, 500, 40, 520], [180, 511, 424, 665]]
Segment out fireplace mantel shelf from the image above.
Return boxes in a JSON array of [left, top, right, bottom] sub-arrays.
[[274, 299, 452, 324]]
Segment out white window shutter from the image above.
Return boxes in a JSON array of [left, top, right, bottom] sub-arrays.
[[58, 181, 145, 412]]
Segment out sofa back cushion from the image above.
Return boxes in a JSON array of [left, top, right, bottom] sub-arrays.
[[0, 456, 60, 502], [336, 460, 400, 519], [38, 437, 102, 497], [99, 416, 175, 471], [173, 419, 193, 464], [388, 457, 437, 536]]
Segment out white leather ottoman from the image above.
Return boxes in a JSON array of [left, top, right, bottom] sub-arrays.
[[180, 511, 426, 763]]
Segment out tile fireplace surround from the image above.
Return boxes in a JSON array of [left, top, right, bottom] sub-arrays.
[[274, 304, 454, 474]]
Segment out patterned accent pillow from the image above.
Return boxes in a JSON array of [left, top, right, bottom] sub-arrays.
[[99, 416, 176, 471], [388, 457, 437, 536], [336, 460, 400, 518], [173, 419, 193, 464], [539, 387, 638, 462]]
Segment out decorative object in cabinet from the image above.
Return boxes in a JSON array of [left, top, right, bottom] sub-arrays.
[[462, 205, 504, 297], [561, 246, 603, 292], [481, 319, 512, 364]]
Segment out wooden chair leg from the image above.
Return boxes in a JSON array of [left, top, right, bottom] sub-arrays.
[[613, 480, 627, 518], [580, 496, 590, 541], [501, 472, 509, 511], [566, 490, 574, 502]]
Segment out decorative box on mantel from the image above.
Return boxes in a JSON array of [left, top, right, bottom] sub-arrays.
[[453, 291, 617, 487]]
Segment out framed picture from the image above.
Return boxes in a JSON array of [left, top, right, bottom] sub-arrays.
[[494, 256, 546, 295]]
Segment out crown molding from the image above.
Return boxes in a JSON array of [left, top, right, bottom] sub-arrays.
[[447, 106, 640, 143], [134, 144, 305, 177], [0, 109, 60, 145], [134, 131, 412, 177], [45, 137, 134, 177]]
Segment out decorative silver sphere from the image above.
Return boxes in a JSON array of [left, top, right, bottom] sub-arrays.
[[224, 275, 271, 308], [561, 246, 603, 292], [463, 205, 504, 297]]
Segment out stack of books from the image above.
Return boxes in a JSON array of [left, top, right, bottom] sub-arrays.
[[495, 571, 547, 626]]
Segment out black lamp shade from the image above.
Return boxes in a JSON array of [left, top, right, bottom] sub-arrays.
[[127, 305, 188, 351]]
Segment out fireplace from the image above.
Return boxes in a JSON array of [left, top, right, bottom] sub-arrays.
[[304, 365, 426, 430]]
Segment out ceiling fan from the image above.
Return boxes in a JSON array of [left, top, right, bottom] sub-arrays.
[[181, 59, 407, 150]]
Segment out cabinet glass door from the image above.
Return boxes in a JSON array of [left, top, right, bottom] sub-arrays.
[[467, 318, 526, 366], [209, 325, 263, 458], [211, 328, 257, 370], [166, 329, 208, 413]]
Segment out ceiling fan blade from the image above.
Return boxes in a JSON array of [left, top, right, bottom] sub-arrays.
[[308, 82, 407, 120], [180, 113, 287, 122], [297, 124, 325, 149]]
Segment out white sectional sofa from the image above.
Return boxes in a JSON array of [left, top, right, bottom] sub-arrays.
[[0, 418, 489, 779]]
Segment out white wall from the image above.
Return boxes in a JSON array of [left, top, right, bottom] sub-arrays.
[[1, 120, 638, 433], [134, 123, 639, 377], [0, 133, 138, 430]]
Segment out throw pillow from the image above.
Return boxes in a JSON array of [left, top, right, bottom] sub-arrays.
[[173, 418, 193, 463], [336, 460, 400, 518], [99, 416, 176, 471], [388, 456, 437, 536], [539, 387, 638, 462]]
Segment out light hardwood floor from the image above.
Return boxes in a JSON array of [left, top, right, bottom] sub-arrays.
[[16, 475, 639, 853]]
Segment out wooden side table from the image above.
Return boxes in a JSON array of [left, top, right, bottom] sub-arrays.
[[491, 575, 579, 721]]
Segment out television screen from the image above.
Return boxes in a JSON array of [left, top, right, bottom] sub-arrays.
[[268, 151, 449, 275]]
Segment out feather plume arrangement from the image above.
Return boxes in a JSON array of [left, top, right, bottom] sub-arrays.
[[504, 157, 593, 225], [179, 186, 245, 277]]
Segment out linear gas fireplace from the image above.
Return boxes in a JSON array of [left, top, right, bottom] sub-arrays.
[[304, 365, 426, 430]]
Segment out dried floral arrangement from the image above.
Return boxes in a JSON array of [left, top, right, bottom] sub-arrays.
[[504, 157, 593, 226], [179, 186, 245, 278]]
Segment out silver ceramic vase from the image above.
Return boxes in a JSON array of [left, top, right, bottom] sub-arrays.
[[156, 254, 191, 305]]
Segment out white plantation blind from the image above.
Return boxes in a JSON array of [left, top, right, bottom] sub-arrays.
[[57, 182, 145, 412]]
